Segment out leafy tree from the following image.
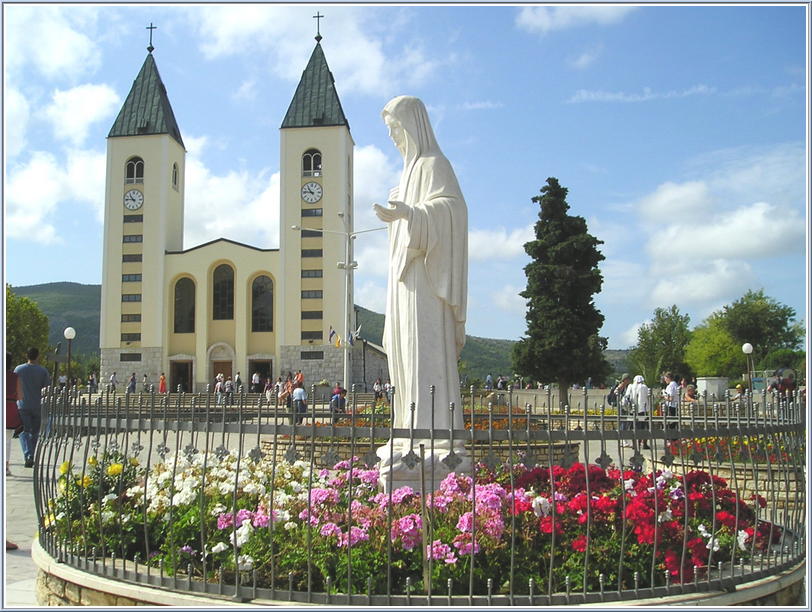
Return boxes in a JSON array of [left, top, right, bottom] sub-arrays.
[[6, 284, 50, 365], [627, 305, 692, 386], [684, 318, 742, 379], [757, 348, 805, 373], [717, 289, 801, 359], [513, 177, 610, 408]]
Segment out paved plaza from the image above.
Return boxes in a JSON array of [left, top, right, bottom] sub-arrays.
[[4, 445, 41, 607]]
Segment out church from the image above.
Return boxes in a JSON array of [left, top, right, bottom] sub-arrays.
[[99, 33, 387, 392]]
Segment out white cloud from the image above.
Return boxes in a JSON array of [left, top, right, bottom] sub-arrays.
[[637, 180, 711, 223], [232, 79, 257, 102], [517, 6, 637, 35], [6, 148, 106, 244], [5, 5, 101, 82], [182, 135, 280, 249], [569, 46, 601, 70], [646, 201, 805, 264], [620, 320, 647, 349], [355, 279, 386, 315], [459, 101, 504, 111], [5, 87, 30, 158], [650, 259, 754, 305], [191, 6, 441, 96], [492, 284, 527, 317], [568, 84, 715, 104], [42, 84, 120, 146], [468, 226, 534, 261]]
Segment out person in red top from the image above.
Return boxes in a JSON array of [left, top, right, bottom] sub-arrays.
[[158, 372, 167, 394]]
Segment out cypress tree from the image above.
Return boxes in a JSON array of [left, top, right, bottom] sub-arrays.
[[513, 177, 610, 408]]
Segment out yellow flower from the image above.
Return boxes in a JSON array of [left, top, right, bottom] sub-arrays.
[[57, 480, 66, 493], [43, 513, 56, 528], [128, 457, 140, 467], [107, 463, 124, 476], [88, 456, 98, 467], [76, 475, 92, 488], [59, 460, 71, 475]]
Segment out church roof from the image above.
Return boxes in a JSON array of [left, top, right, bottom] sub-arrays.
[[108, 53, 184, 147], [281, 42, 349, 129]]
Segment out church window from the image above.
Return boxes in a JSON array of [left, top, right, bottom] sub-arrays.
[[123, 214, 143, 223], [301, 290, 323, 299], [301, 331, 323, 340], [301, 351, 324, 360], [174, 278, 195, 333], [122, 294, 141, 302], [121, 333, 141, 341], [301, 269, 323, 278], [121, 314, 141, 322], [301, 311, 323, 319], [301, 249, 323, 258], [301, 208, 323, 217], [302, 149, 322, 177], [123, 234, 143, 243], [122, 254, 142, 262], [120, 353, 141, 362], [213, 264, 234, 320], [301, 229, 322, 237], [172, 163, 179, 189], [125, 157, 144, 184], [122, 274, 142, 282], [252, 275, 273, 332]]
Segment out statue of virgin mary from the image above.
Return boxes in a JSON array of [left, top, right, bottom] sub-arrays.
[[373, 96, 470, 491]]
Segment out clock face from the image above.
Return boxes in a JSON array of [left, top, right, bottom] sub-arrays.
[[301, 181, 323, 203], [123, 189, 144, 210]]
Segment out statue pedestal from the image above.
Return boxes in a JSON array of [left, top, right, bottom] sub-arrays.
[[376, 440, 472, 493]]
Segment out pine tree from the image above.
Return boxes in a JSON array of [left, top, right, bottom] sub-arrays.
[[512, 178, 610, 408]]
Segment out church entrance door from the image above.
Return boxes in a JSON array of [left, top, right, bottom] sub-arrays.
[[212, 361, 232, 383], [170, 361, 192, 393]]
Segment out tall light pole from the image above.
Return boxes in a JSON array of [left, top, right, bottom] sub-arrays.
[[291, 220, 385, 390], [64, 327, 76, 390], [742, 342, 754, 410]]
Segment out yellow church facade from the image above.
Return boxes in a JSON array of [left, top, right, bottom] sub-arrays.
[[98, 39, 387, 392]]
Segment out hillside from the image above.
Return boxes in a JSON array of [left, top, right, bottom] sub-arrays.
[[9, 282, 627, 382]]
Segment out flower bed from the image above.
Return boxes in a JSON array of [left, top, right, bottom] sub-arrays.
[[45, 447, 782, 597]]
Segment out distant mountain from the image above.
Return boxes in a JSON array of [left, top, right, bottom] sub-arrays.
[[10, 283, 628, 382]]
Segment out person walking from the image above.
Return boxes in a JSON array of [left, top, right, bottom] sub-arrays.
[[662, 371, 680, 432], [292, 382, 307, 425], [127, 373, 137, 394], [158, 372, 167, 394], [625, 375, 650, 450], [13, 347, 51, 468], [109, 372, 118, 392]]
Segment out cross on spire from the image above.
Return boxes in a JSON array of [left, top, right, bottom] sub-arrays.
[[313, 12, 324, 42], [146, 22, 157, 53]]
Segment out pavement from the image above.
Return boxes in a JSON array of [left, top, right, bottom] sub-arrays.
[[3, 441, 41, 608]]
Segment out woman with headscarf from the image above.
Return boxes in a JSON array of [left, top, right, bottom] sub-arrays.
[[373, 96, 469, 490], [624, 375, 651, 449]]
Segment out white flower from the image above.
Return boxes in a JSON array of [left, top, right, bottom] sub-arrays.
[[102, 493, 117, 503], [231, 519, 254, 547], [624, 478, 635, 492], [219, 482, 234, 495], [737, 530, 749, 551], [237, 554, 254, 571], [706, 537, 720, 552], [211, 503, 227, 517], [275, 509, 291, 523], [698, 524, 711, 539], [532, 496, 551, 517], [290, 481, 303, 493], [658, 509, 673, 523], [101, 510, 115, 522], [211, 541, 229, 554], [284, 521, 297, 531], [243, 481, 266, 496]]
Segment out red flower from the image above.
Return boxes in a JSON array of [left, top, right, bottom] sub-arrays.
[[715, 510, 736, 529], [571, 534, 588, 552]]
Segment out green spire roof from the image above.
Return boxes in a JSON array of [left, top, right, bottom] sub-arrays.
[[108, 53, 184, 147], [282, 42, 349, 129]]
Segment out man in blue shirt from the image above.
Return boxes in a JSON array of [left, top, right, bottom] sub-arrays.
[[14, 347, 51, 467]]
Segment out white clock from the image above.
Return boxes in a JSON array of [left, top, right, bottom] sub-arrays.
[[123, 189, 144, 210], [301, 181, 323, 203]]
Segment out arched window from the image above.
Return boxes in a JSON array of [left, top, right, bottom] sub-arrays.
[[173, 278, 195, 333], [125, 157, 144, 184], [252, 276, 273, 332], [213, 264, 234, 320], [302, 149, 322, 177], [172, 163, 179, 189]]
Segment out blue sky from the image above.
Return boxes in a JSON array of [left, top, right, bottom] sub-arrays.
[[4, 3, 808, 349]]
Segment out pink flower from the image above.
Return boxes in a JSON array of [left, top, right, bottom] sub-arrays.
[[391, 514, 422, 551], [337, 526, 369, 548], [309, 487, 340, 506], [427, 539, 457, 564], [452, 533, 480, 556], [425, 493, 453, 512], [320, 522, 342, 538]]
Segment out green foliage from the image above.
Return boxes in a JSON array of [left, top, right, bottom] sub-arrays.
[[14, 282, 100, 356], [513, 178, 611, 402], [627, 306, 692, 385], [6, 284, 50, 364], [717, 289, 801, 359], [757, 348, 805, 373], [684, 319, 742, 378]]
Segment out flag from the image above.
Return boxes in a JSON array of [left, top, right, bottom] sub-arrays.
[[334, 334, 341, 348], [328, 326, 336, 344], [346, 330, 354, 346]]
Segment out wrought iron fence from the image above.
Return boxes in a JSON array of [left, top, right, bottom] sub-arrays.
[[34, 385, 805, 606]]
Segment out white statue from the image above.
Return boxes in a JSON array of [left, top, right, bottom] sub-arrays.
[[373, 95, 470, 491]]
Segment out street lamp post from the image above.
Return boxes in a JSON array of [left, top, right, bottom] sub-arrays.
[[291, 219, 384, 390], [742, 342, 754, 412], [64, 327, 76, 391]]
